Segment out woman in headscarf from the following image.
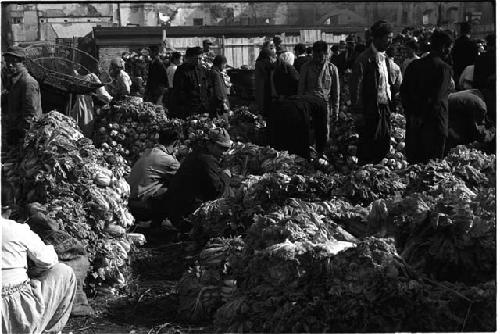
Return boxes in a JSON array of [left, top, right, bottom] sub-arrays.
[[272, 51, 300, 98]]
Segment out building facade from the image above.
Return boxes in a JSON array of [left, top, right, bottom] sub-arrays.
[[2, 2, 495, 48]]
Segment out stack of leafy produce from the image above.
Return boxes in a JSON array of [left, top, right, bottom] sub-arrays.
[[227, 106, 266, 145], [405, 145, 495, 194], [18, 111, 135, 290], [214, 237, 495, 332], [340, 164, 407, 205], [178, 237, 246, 323], [190, 172, 343, 244], [326, 111, 359, 173], [391, 177, 495, 285], [222, 143, 313, 176], [93, 97, 179, 166]]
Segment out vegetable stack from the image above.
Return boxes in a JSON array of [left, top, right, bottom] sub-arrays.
[[15, 111, 135, 292]]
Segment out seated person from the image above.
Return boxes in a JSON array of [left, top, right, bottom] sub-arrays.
[[269, 95, 328, 160], [128, 128, 181, 221], [2, 217, 77, 334], [152, 128, 232, 236], [447, 89, 488, 153]]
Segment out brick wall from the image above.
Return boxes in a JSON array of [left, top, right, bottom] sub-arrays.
[[98, 46, 128, 70]]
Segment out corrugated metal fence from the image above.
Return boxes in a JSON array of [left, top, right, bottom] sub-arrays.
[[164, 31, 348, 68]]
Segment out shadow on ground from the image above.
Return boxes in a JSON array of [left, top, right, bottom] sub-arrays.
[[65, 240, 210, 334]]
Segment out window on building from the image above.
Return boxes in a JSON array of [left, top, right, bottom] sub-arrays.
[[12, 17, 23, 24], [193, 18, 203, 26]]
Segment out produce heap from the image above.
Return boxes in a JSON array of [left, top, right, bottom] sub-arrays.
[[92, 97, 179, 167], [92, 100, 265, 170], [3, 112, 135, 292], [176, 72, 496, 331]]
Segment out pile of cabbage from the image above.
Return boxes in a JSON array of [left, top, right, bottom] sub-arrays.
[[5, 112, 135, 292], [92, 97, 182, 166], [178, 137, 496, 332]]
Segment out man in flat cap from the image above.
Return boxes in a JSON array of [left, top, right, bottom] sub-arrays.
[[170, 46, 210, 119], [152, 127, 232, 238], [3, 46, 42, 146]]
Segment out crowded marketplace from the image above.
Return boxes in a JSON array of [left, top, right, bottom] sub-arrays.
[[1, 1, 496, 333]]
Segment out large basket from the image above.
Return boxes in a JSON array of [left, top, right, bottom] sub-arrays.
[[23, 43, 112, 95]]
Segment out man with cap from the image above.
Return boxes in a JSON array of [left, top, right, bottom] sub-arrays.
[[3, 46, 42, 146], [170, 46, 210, 119], [298, 40, 340, 140], [151, 128, 232, 237], [107, 57, 131, 99], [451, 22, 478, 86], [293, 43, 310, 73], [401, 30, 454, 164], [350, 20, 398, 165]]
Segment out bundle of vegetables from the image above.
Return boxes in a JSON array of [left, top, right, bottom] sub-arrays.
[[92, 97, 178, 166], [405, 145, 495, 195], [326, 110, 360, 173], [214, 237, 495, 332], [392, 177, 495, 285], [18, 112, 135, 289], [340, 164, 407, 205], [222, 143, 313, 177], [444, 145, 496, 189], [227, 106, 266, 145], [381, 112, 409, 171], [178, 237, 246, 323], [179, 114, 226, 153], [190, 172, 343, 244]]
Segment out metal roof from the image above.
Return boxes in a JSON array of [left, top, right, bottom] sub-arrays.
[[93, 25, 363, 46]]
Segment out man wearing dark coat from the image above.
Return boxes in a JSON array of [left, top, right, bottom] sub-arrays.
[[349, 21, 397, 165], [3, 46, 42, 146], [451, 22, 478, 85], [170, 47, 210, 119], [400, 30, 454, 164]]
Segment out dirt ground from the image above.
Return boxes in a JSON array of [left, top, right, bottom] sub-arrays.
[[65, 234, 212, 334]]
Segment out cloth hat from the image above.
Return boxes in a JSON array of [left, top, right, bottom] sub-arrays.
[[186, 46, 204, 57], [3, 46, 26, 60], [202, 39, 213, 45], [208, 128, 232, 148]]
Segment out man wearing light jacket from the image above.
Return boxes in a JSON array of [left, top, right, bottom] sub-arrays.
[[298, 40, 340, 140], [128, 128, 181, 221]]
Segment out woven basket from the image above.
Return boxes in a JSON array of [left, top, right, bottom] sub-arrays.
[[23, 43, 112, 95]]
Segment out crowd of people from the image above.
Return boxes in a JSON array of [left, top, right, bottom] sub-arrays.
[[1, 18, 496, 333]]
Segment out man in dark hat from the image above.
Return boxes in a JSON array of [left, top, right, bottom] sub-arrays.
[[151, 128, 232, 236], [401, 30, 454, 164], [451, 22, 478, 85], [3, 46, 42, 146], [170, 46, 210, 119], [350, 20, 397, 165], [293, 43, 310, 72]]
